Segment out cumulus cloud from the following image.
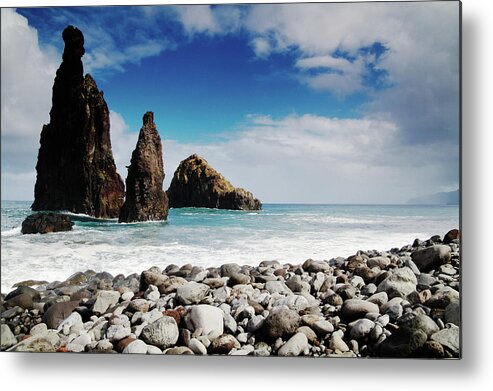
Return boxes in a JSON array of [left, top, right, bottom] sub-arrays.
[[1, 8, 59, 200], [242, 2, 460, 144]]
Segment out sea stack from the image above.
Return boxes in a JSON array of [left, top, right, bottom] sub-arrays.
[[118, 112, 169, 223], [31, 26, 124, 218], [167, 154, 261, 210]]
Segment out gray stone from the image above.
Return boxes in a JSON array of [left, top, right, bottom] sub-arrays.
[[302, 259, 330, 273], [411, 245, 451, 272], [277, 333, 308, 356], [176, 282, 210, 305], [247, 315, 265, 333], [445, 301, 460, 326], [297, 326, 318, 343], [189, 338, 208, 355], [273, 295, 309, 311], [186, 305, 224, 336], [8, 336, 57, 352], [377, 267, 417, 299], [30, 323, 48, 336], [430, 324, 460, 356], [265, 280, 291, 295], [361, 283, 377, 296], [127, 298, 150, 313], [140, 316, 179, 349], [311, 320, 334, 334], [42, 301, 79, 329], [328, 331, 349, 352], [401, 314, 439, 337], [367, 256, 390, 269], [144, 285, 160, 301], [1, 324, 17, 350], [426, 287, 460, 309], [349, 318, 375, 339], [366, 291, 389, 307], [340, 299, 380, 320], [146, 345, 162, 354], [262, 307, 300, 339], [417, 273, 437, 290], [106, 324, 132, 342], [122, 339, 148, 354], [93, 290, 120, 314], [223, 312, 237, 334]]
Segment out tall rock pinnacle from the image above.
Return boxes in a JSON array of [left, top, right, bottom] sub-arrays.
[[31, 26, 124, 218], [118, 112, 169, 223]]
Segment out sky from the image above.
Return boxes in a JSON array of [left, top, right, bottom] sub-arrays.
[[0, 2, 460, 203]]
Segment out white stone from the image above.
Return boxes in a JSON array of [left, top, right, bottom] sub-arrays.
[[186, 304, 224, 336], [57, 312, 84, 336], [93, 290, 121, 314], [349, 318, 375, 339], [277, 333, 308, 356], [188, 338, 208, 355], [122, 340, 148, 354]]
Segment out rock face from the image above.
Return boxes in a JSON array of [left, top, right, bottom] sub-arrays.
[[21, 213, 73, 234], [118, 112, 169, 222], [31, 26, 124, 218], [167, 154, 261, 210]]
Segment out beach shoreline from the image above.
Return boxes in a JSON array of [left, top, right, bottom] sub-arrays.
[[1, 231, 460, 358]]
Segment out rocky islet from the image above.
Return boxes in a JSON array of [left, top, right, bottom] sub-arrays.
[[1, 230, 460, 358]]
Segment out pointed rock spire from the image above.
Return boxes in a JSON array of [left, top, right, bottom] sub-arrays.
[[31, 25, 124, 218], [118, 112, 169, 223]]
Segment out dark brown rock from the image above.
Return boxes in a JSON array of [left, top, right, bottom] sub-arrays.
[[167, 154, 261, 210], [118, 112, 169, 222], [21, 213, 73, 234], [32, 26, 124, 218]]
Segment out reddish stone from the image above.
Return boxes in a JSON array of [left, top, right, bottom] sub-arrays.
[[444, 229, 460, 244], [116, 337, 136, 353], [163, 306, 186, 325]]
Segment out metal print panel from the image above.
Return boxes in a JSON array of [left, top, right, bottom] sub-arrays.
[[0, 1, 461, 358]]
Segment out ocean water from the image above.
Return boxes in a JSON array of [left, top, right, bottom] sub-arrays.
[[0, 201, 459, 292]]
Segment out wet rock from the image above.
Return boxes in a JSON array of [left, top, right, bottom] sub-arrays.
[[21, 213, 73, 234]]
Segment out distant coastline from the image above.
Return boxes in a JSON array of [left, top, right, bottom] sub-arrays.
[[407, 189, 459, 205]]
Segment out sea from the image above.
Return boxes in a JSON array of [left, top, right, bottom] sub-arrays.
[[0, 201, 459, 293]]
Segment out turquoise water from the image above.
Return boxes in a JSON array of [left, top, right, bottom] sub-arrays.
[[1, 201, 459, 292]]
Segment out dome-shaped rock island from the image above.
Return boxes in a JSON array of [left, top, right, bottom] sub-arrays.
[[167, 154, 261, 211]]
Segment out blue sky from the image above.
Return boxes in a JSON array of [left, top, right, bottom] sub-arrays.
[[1, 2, 460, 203]]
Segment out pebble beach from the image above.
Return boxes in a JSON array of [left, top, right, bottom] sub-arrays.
[[0, 230, 460, 358]]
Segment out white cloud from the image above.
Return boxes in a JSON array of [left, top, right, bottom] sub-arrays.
[[157, 113, 458, 204], [1, 8, 59, 200], [242, 2, 460, 143], [171, 4, 243, 37]]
